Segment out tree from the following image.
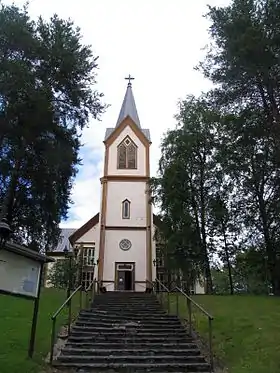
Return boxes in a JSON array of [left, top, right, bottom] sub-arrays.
[[151, 95, 223, 294], [47, 259, 79, 289], [234, 246, 268, 294], [198, 0, 280, 294], [0, 3, 106, 250]]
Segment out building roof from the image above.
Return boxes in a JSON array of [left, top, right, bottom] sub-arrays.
[[69, 213, 99, 246], [104, 127, 151, 142], [49, 228, 77, 254], [116, 82, 141, 128], [104, 82, 151, 142]]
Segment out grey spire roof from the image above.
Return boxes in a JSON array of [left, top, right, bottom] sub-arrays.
[[116, 82, 141, 128], [104, 80, 151, 142]]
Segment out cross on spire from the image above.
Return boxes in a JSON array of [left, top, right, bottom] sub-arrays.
[[125, 74, 134, 87]]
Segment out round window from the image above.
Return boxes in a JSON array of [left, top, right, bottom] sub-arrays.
[[119, 239, 132, 251]]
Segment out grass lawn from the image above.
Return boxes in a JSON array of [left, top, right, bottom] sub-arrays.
[[0, 287, 82, 373], [169, 294, 280, 373]]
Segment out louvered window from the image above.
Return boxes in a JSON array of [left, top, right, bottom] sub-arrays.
[[117, 137, 137, 169]]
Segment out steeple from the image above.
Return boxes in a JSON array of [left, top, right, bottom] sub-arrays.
[[116, 75, 141, 128]]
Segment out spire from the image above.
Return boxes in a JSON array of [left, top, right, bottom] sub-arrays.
[[116, 75, 141, 128]]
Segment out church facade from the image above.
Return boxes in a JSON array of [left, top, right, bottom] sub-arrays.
[[46, 80, 205, 294]]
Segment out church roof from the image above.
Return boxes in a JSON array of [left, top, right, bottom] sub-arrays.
[[104, 80, 151, 142], [116, 82, 141, 128], [104, 127, 151, 141], [48, 228, 77, 254]]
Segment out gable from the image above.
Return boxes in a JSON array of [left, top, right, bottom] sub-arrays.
[[104, 117, 151, 148], [69, 213, 99, 245]]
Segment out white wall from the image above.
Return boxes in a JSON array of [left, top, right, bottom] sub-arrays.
[[195, 279, 206, 294], [103, 230, 146, 292], [76, 222, 100, 245], [75, 222, 100, 261], [107, 125, 147, 176], [106, 181, 147, 226]]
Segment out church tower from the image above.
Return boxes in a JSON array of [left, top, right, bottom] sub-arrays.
[[97, 77, 154, 291]]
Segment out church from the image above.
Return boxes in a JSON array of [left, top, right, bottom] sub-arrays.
[[46, 78, 205, 294]]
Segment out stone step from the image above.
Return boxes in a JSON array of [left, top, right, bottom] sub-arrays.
[[93, 297, 160, 306], [79, 310, 172, 319], [92, 305, 162, 313], [56, 354, 206, 363], [70, 328, 187, 337], [65, 341, 197, 349], [52, 361, 210, 372], [93, 299, 159, 302], [72, 325, 186, 334], [61, 347, 201, 357], [92, 306, 162, 314], [68, 334, 192, 343], [92, 307, 166, 315], [75, 319, 183, 328]]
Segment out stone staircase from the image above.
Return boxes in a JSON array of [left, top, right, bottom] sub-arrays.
[[53, 291, 211, 372]]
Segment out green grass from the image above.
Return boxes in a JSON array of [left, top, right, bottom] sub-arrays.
[[0, 288, 82, 373], [168, 294, 280, 373]]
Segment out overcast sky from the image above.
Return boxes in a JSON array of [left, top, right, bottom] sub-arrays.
[[5, 0, 231, 228]]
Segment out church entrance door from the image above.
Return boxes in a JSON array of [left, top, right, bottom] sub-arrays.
[[115, 262, 135, 291]]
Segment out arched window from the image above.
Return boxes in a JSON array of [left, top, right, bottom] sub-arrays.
[[117, 137, 137, 169], [122, 199, 131, 219]]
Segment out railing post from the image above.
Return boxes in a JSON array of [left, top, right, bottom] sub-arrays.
[[167, 291, 170, 314], [79, 286, 82, 310], [68, 298, 72, 336], [209, 317, 214, 372], [92, 280, 96, 304], [187, 296, 192, 335], [50, 318, 56, 364], [176, 289, 179, 316]]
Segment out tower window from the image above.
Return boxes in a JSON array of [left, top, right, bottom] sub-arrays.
[[122, 199, 131, 219], [117, 137, 137, 169]]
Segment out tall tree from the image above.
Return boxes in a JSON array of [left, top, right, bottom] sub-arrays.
[[0, 3, 106, 250], [199, 0, 280, 294], [151, 95, 223, 294]]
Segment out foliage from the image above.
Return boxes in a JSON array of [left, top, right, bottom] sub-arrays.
[[0, 3, 106, 251], [197, 0, 280, 293], [153, 0, 280, 295], [151, 95, 224, 293], [47, 258, 79, 289]]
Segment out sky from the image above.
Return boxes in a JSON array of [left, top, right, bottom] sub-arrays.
[[5, 0, 231, 228]]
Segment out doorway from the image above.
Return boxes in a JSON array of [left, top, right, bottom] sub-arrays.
[[115, 262, 135, 291]]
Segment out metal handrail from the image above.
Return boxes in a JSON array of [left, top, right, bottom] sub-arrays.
[[85, 278, 98, 308], [154, 278, 170, 292], [175, 287, 213, 319], [50, 285, 82, 364], [152, 278, 214, 372]]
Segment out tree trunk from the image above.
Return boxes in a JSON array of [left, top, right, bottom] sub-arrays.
[[222, 223, 234, 295], [199, 164, 213, 294], [255, 183, 277, 294]]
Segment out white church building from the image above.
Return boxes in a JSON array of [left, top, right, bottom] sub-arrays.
[[46, 79, 205, 294]]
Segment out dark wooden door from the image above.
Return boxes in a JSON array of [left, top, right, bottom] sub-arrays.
[[116, 270, 126, 290]]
